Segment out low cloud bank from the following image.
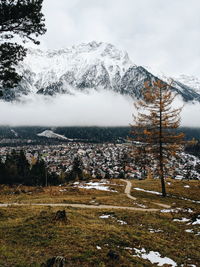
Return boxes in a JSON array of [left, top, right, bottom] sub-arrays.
[[181, 100, 200, 127], [0, 90, 133, 126], [0, 90, 199, 127]]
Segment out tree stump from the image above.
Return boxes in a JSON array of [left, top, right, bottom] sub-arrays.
[[42, 256, 66, 267], [53, 210, 67, 223], [107, 250, 120, 261]]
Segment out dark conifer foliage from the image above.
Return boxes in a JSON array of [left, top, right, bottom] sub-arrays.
[[69, 157, 83, 180], [0, 0, 46, 90], [3, 149, 30, 184], [185, 140, 200, 157], [0, 157, 6, 183], [0, 150, 60, 186], [29, 158, 46, 186]]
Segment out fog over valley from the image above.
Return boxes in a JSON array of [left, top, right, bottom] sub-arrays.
[[0, 90, 132, 127], [0, 90, 199, 127]]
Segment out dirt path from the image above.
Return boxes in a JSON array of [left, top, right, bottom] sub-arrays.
[[120, 179, 171, 209], [0, 202, 159, 212], [121, 179, 137, 200], [0, 179, 170, 211]]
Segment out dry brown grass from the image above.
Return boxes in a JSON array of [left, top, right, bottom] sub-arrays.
[[0, 204, 199, 266], [0, 178, 200, 266], [130, 178, 200, 208], [0, 179, 149, 208]]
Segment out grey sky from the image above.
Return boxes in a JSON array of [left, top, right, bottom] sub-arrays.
[[37, 0, 200, 77]]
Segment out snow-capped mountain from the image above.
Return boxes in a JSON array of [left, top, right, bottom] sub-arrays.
[[174, 75, 200, 93], [2, 41, 200, 102]]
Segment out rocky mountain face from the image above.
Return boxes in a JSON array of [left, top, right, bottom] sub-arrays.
[[1, 41, 200, 102]]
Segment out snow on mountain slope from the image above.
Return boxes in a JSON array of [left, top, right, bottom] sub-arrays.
[[26, 41, 132, 77], [174, 75, 200, 94], [1, 41, 200, 102], [143, 67, 200, 102], [16, 41, 133, 95]]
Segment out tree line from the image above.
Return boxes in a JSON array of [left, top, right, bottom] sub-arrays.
[[0, 150, 60, 186], [0, 150, 89, 186]]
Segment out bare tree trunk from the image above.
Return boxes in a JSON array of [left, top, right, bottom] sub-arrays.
[[159, 87, 166, 197], [160, 158, 166, 197]]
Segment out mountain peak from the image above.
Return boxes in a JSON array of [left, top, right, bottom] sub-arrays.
[[1, 41, 200, 102]]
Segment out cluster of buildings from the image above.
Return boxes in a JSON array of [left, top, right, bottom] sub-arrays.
[[0, 142, 200, 180], [0, 143, 135, 179]]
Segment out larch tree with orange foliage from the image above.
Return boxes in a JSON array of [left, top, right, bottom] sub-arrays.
[[131, 80, 184, 197]]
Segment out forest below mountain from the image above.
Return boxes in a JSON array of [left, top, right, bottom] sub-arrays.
[[0, 126, 200, 142]]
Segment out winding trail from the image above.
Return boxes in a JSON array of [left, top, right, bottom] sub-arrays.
[[121, 179, 137, 200], [0, 180, 170, 211], [121, 179, 171, 209]]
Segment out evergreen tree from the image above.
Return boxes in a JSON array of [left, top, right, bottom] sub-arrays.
[[70, 157, 83, 180], [17, 150, 30, 183], [0, 0, 46, 92], [0, 156, 6, 183], [4, 150, 18, 184], [3, 149, 30, 184], [131, 80, 184, 197], [30, 158, 46, 186], [48, 172, 60, 186], [0, 149, 60, 186]]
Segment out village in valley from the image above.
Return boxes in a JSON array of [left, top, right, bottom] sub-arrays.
[[1, 141, 200, 181]]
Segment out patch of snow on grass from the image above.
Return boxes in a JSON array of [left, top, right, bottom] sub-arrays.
[[160, 209, 179, 213], [186, 215, 200, 225], [175, 175, 184, 180], [74, 181, 117, 192], [133, 188, 162, 195], [79, 184, 112, 191], [161, 208, 193, 213], [134, 202, 147, 208], [179, 197, 200, 204], [59, 189, 67, 192], [192, 219, 200, 225], [124, 247, 133, 250], [133, 248, 177, 266], [117, 219, 127, 225], [185, 229, 194, 233], [173, 218, 190, 223], [148, 228, 163, 233], [181, 264, 196, 267], [99, 214, 127, 225], [99, 214, 111, 219], [185, 229, 200, 236], [186, 208, 194, 213]]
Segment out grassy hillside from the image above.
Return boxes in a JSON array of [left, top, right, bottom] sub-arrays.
[[0, 179, 199, 266]]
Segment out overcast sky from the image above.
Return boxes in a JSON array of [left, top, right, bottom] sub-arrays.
[[37, 0, 200, 77]]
